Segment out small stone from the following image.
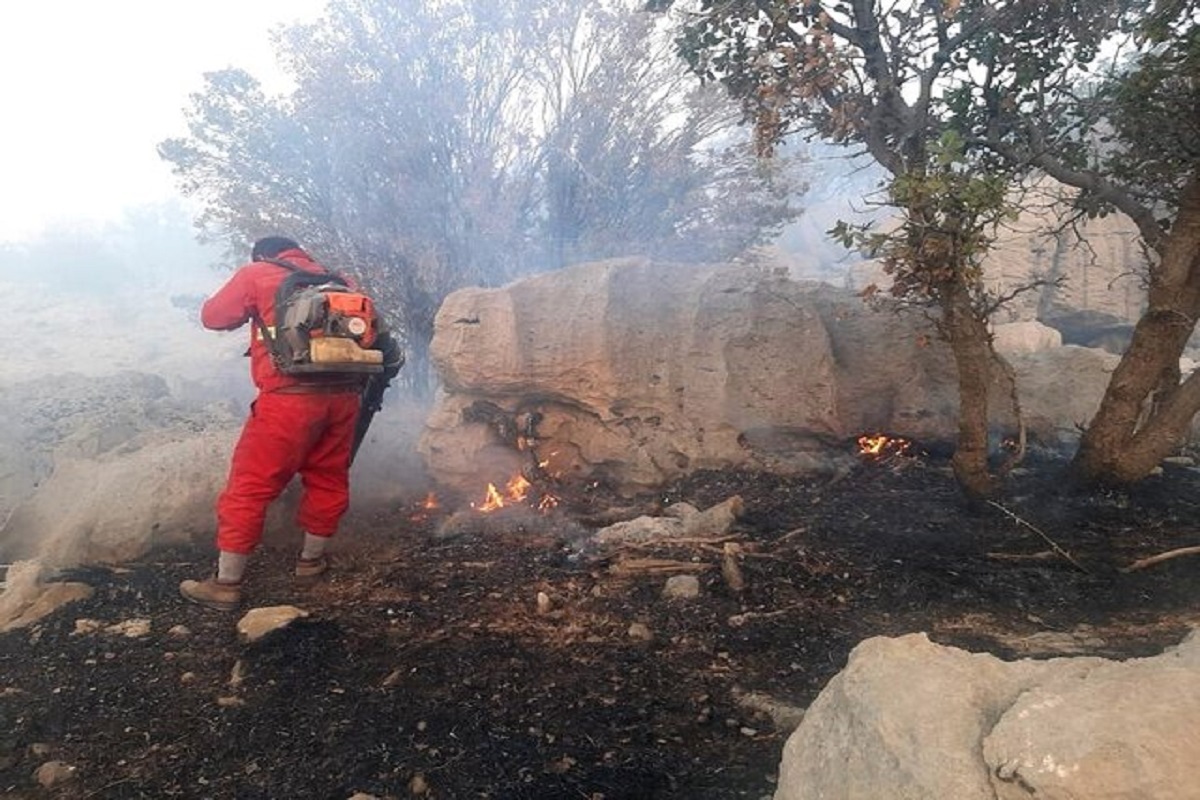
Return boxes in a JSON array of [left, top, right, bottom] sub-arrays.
[[740, 726, 758, 737], [229, 660, 246, 688], [28, 743, 52, 758], [348, 794, 381, 800], [180, 672, 197, 685], [381, 669, 404, 688], [73, 619, 103, 635], [409, 773, 429, 795], [33, 760, 76, 788], [627, 622, 653, 641], [108, 619, 151, 638], [167, 624, 192, 638], [237, 606, 310, 643], [216, 696, 245, 708], [536, 591, 553, 614], [662, 574, 701, 600]]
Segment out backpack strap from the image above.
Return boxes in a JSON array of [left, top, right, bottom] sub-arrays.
[[252, 257, 347, 346]]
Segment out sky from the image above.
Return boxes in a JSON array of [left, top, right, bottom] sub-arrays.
[[0, 0, 326, 243]]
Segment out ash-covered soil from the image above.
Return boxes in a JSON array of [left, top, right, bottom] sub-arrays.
[[3, 453, 1199, 799]]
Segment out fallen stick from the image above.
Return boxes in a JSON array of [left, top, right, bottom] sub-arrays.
[[727, 605, 801, 627], [1119, 545, 1200, 573], [722, 542, 746, 594], [987, 501, 1089, 573], [609, 558, 714, 576], [987, 550, 1057, 563], [618, 534, 743, 549]]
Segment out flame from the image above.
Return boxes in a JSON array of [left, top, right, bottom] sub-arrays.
[[857, 433, 911, 458], [471, 473, 559, 513], [473, 474, 533, 512]]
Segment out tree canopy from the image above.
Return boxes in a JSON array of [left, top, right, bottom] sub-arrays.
[[160, 0, 803, 382], [655, 0, 1199, 492]]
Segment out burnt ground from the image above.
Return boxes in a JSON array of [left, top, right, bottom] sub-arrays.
[[2, 451, 1200, 799]]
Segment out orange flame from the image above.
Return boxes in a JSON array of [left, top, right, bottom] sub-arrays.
[[473, 474, 535, 512], [470, 473, 561, 513], [857, 433, 911, 458]]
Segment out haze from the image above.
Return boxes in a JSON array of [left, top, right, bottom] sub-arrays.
[[0, 0, 324, 244]]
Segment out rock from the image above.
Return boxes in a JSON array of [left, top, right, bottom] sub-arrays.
[[595, 496, 743, 546], [992, 320, 1062, 354], [535, 591, 553, 614], [662, 575, 701, 600], [0, 561, 93, 633], [627, 622, 653, 641], [0, 372, 242, 568], [33, 760, 76, 788], [423, 259, 1123, 494], [983, 630, 1200, 799], [216, 696, 246, 708], [773, 630, 1200, 800], [108, 619, 151, 638], [237, 606, 311, 643], [167, 624, 192, 638], [732, 688, 807, 733]]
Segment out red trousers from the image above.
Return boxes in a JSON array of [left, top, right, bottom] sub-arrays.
[[216, 391, 360, 554]]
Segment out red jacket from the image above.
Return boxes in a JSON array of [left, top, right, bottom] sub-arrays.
[[201, 247, 348, 393]]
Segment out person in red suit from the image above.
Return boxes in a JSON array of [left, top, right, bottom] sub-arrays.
[[180, 236, 403, 611]]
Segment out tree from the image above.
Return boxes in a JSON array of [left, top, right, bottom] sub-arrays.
[[975, 0, 1200, 485], [159, 0, 802, 389], [653, 0, 1139, 502]]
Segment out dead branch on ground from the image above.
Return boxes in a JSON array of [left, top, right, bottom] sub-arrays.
[[987, 550, 1057, 562], [987, 501, 1089, 573], [608, 558, 715, 576], [1119, 545, 1200, 573]]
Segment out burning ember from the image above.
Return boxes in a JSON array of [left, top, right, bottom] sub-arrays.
[[471, 474, 559, 513], [409, 491, 441, 521], [857, 433, 912, 459]]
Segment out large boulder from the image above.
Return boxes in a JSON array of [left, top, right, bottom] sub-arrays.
[[421, 258, 1116, 493], [0, 372, 241, 566], [775, 631, 1200, 800]]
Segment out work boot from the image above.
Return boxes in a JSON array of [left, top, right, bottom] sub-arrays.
[[295, 554, 330, 581], [179, 577, 242, 612]]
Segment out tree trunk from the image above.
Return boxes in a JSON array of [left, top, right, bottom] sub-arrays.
[[941, 281, 997, 504], [1071, 176, 1200, 485]]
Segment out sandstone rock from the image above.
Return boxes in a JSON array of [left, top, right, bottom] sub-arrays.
[[773, 630, 1200, 800], [662, 575, 701, 600], [594, 497, 744, 546], [627, 622, 653, 641], [33, 760, 76, 788], [0, 561, 93, 633], [423, 259, 1120, 494], [4, 433, 234, 567], [992, 320, 1063, 354], [984, 631, 1200, 799], [237, 606, 311, 643]]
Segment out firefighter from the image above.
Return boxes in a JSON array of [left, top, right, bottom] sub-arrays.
[[180, 236, 402, 611]]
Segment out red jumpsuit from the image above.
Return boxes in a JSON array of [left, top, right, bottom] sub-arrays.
[[201, 248, 361, 555]]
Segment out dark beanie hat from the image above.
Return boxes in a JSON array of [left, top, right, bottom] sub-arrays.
[[251, 236, 300, 261]]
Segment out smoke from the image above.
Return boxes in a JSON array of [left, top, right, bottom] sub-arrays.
[[0, 194, 455, 572]]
